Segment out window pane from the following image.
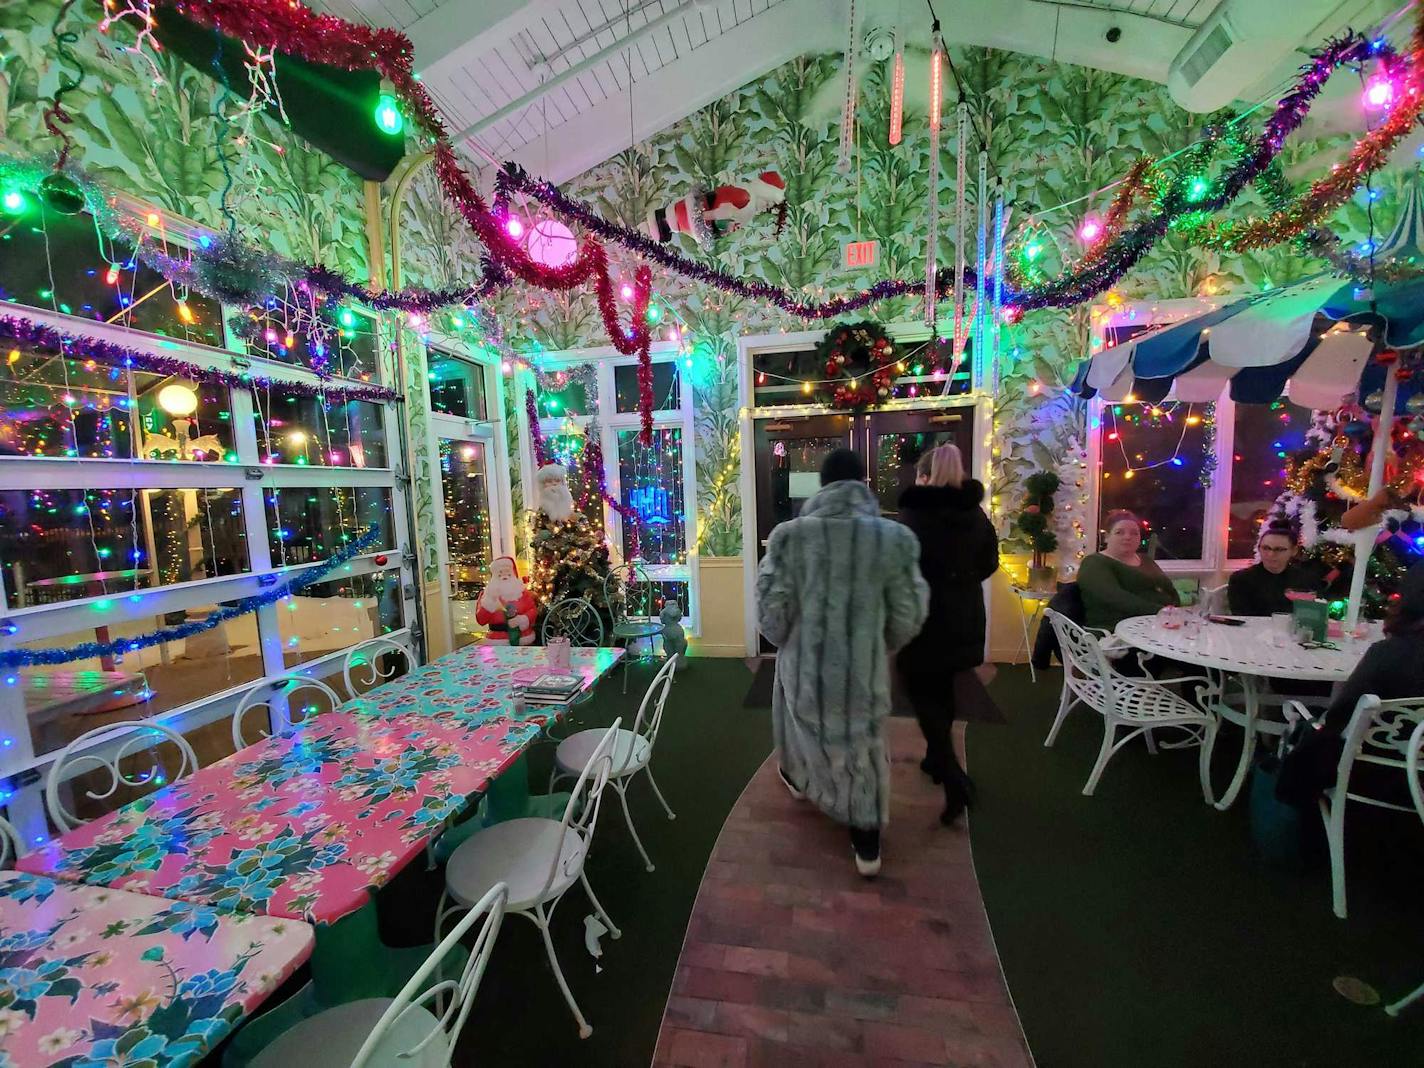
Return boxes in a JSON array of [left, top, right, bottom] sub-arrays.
[[615, 362, 679, 413], [1, 349, 237, 462], [8, 612, 265, 763], [252, 388, 386, 467], [230, 302, 380, 382], [279, 569, 403, 669], [1229, 399, 1312, 558], [749, 342, 971, 408], [534, 380, 589, 419], [428, 351, 488, 419], [1097, 401, 1212, 561], [264, 487, 394, 563], [0, 208, 222, 345], [0, 487, 248, 606], [440, 439, 493, 647], [617, 427, 686, 565]]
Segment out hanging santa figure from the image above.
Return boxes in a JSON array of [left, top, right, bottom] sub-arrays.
[[476, 556, 539, 646], [646, 171, 787, 244]]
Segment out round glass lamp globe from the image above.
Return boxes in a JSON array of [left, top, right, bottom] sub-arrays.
[[526, 219, 578, 268], [157, 383, 199, 416]]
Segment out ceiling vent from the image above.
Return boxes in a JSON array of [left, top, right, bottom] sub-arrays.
[[1168, 0, 1342, 113], [1178, 19, 1235, 87]]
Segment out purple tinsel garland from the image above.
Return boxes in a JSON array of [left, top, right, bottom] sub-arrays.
[[493, 30, 1381, 318], [0, 525, 382, 668], [0, 314, 400, 404], [525, 388, 547, 466]]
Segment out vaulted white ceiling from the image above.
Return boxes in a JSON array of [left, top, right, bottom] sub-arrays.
[[312, 0, 1410, 184]]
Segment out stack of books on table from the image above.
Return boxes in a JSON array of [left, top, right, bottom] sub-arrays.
[[517, 672, 585, 705]]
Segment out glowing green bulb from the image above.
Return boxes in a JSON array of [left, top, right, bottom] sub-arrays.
[[1185, 176, 1210, 203], [1023, 241, 1043, 262], [1, 190, 23, 215], [338, 308, 356, 328], [645, 303, 662, 324], [374, 94, 404, 135]]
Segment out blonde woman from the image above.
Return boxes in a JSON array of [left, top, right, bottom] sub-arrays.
[[896, 444, 999, 825]]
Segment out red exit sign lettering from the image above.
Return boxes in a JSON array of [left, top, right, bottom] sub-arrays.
[[843, 239, 879, 270]]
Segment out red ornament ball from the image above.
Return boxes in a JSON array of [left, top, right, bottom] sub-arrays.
[[373, 553, 389, 566]]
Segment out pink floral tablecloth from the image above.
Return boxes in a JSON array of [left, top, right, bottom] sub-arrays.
[[0, 870, 313, 1067], [16, 644, 622, 926]]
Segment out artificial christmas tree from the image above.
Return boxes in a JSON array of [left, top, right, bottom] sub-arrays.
[[528, 463, 613, 612]]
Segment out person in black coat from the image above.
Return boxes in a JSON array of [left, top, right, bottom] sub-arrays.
[[896, 444, 1000, 825]]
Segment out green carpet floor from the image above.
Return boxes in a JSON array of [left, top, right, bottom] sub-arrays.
[[375, 658, 772, 1067], [971, 665, 1424, 1068]]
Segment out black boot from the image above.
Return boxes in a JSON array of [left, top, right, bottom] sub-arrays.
[[940, 759, 975, 826], [919, 756, 944, 785]]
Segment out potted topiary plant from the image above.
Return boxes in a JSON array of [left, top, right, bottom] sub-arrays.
[[1016, 470, 1061, 590]]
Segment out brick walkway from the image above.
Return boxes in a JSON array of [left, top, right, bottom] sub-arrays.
[[654, 718, 1033, 1067]]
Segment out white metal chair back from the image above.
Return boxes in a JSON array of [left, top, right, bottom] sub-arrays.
[[1045, 610, 1113, 703], [1200, 583, 1228, 615], [1333, 694, 1424, 813], [537, 718, 621, 904], [0, 816, 23, 868], [46, 720, 198, 833], [342, 637, 416, 698], [604, 561, 657, 629], [351, 882, 507, 1067], [541, 597, 605, 647], [1408, 719, 1424, 824], [232, 674, 344, 751], [623, 656, 677, 773]]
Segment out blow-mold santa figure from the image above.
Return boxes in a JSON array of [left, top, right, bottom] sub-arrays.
[[476, 555, 538, 646], [646, 172, 787, 244]]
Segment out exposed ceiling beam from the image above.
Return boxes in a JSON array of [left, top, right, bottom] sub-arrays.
[[500, 0, 844, 185], [407, 0, 562, 80]]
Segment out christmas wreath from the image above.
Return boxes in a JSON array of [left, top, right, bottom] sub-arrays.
[[814, 320, 898, 410]]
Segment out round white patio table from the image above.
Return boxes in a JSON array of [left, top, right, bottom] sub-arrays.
[[1113, 614, 1377, 810]]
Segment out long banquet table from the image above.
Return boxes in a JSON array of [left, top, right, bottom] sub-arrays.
[[12, 643, 623, 1051]]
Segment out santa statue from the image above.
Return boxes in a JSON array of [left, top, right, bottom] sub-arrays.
[[528, 463, 612, 610], [475, 556, 538, 645], [646, 172, 787, 244]]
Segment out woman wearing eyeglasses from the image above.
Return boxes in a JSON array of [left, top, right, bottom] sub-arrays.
[[1227, 522, 1324, 616]]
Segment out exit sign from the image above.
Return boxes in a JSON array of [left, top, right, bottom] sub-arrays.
[[842, 239, 880, 270]]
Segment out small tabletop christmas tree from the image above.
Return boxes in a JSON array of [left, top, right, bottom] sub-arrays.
[[528, 463, 613, 612]]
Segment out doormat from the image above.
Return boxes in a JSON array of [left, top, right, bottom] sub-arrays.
[[743, 658, 776, 708]]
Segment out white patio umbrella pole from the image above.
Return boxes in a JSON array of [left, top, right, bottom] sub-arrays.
[[1345, 365, 1400, 627]]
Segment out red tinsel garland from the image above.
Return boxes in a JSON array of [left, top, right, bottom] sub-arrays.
[[170, 0, 657, 444]]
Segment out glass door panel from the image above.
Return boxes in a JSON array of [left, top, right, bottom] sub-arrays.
[[865, 409, 973, 518], [439, 437, 494, 648]]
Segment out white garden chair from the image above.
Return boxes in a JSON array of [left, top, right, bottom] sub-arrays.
[[541, 597, 605, 647], [437, 720, 623, 1039], [550, 655, 677, 872], [232, 673, 344, 751], [250, 882, 507, 1067], [1301, 694, 1424, 920], [1042, 610, 1217, 798], [46, 720, 198, 832], [1199, 583, 1229, 615], [0, 816, 23, 868], [1386, 719, 1424, 1016], [342, 636, 417, 699]]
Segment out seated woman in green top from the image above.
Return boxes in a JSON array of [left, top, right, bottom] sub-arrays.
[[1078, 510, 1179, 631]]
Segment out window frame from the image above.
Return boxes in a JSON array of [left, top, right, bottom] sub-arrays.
[[514, 342, 700, 633], [1085, 296, 1295, 574], [0, 204, 416, 840], [423, 339, 516, 646]]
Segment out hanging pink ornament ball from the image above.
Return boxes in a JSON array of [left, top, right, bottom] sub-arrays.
[[527, 219, 578, 268]]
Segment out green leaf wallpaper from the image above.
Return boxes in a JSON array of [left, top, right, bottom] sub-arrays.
[[1, 0, 369, 277]]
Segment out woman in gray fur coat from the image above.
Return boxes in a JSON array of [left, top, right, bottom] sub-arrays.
[[755, 449, 929, 876]]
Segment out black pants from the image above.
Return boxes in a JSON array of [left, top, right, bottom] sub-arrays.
[[906, 673, 974, 814]]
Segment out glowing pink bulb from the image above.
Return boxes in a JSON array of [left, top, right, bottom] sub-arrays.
[[264, 329, 278, 343], [505, 217, 524, 239], [619, 282, 635, 302], [1078, 217, 1102, 243], [1365, 76, 1395, 109], [666, 327, 680, 342]]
